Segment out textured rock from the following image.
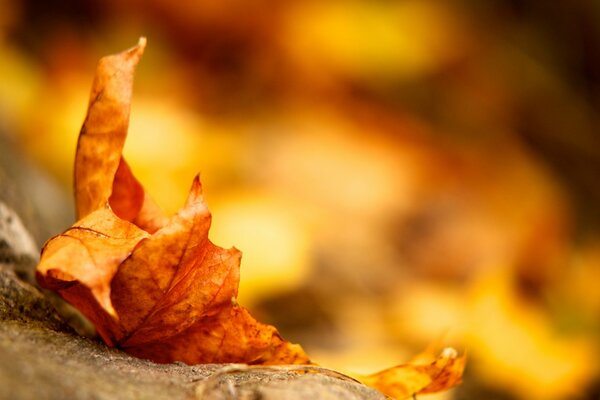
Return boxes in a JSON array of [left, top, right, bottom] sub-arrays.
[[0, 137, 385, 400], [0, 235, 385, 400], [195, 365, 381, 400]]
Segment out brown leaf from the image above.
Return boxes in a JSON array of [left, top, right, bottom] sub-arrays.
[[74, 39, 144, 220], [124, 305, 309, 365], [359, 347, 466, 399], [36, 37, 309, 365], [37, 207, 148, 344]]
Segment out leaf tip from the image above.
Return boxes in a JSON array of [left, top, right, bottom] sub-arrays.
[[440, 347, 458, 359], [187, 174, 204, 201], [192, 173, 202, 188], [124, 36, 146, 62]]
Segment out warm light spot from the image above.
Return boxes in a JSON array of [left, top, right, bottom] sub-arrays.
[[124, 99, 205, 214], [284, 1, 468, 81], [209, 193, 311, 305], [467, 272, 597, 400]]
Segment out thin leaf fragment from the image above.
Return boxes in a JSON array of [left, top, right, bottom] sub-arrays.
[[359, 347, 466, 399]]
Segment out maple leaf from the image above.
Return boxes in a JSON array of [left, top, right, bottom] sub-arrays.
[[35, 38, 464, 398], [36, 38, 308, 365]]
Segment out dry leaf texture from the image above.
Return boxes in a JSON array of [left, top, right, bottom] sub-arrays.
[[36, 38, 308, 365]]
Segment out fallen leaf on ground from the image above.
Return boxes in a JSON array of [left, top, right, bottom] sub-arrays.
[[35, 38, 464, 397], [36, 38, 308, 365], [359, 347, 466, 399]]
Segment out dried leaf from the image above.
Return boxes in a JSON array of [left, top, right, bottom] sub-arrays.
[[36, 38, 309, 365], [359, 347, 466, 399], [35, 38, 464, 398]]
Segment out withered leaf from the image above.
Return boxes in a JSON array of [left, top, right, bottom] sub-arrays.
[[36, 38, 308, 365], [359, 347, 466, 399], [35, 38, 464, 398]]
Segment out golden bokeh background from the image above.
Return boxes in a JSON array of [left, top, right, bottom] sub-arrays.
[[1, 1, 599, 399]]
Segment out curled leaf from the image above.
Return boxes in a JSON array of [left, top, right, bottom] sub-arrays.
[[36, 38, 309, 365], [359, 347, 466, 399]]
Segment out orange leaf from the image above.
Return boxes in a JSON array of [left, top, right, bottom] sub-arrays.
[[359, 347, 466, 399], [36, 38, 310, 365]]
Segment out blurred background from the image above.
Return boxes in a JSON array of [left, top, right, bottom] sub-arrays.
[[1, 0, 599, 399]]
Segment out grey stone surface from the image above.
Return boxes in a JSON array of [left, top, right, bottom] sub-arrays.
[[0, 259, 386, 400], [196, 365, 383, 400]]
